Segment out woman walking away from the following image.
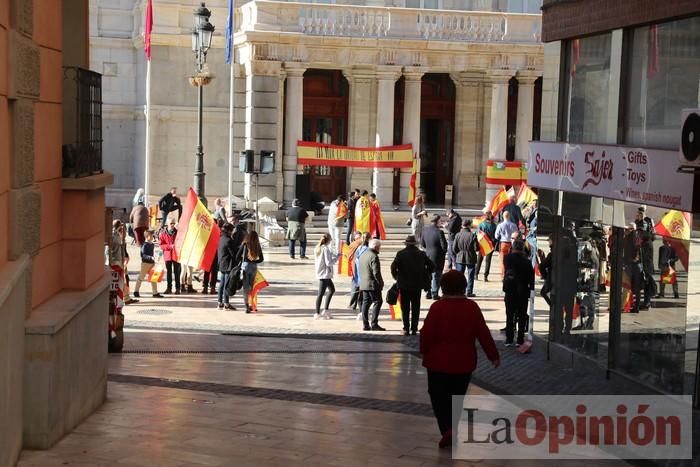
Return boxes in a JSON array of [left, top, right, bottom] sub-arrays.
[[217, 223, 237, 310], [240, 231, 264, 313], [314, 233, 338, 319], [420, 270, 500, 449]]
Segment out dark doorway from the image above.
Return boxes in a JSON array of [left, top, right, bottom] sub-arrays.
[[301, 69, 349, 202], [419, 74, 455, 204]]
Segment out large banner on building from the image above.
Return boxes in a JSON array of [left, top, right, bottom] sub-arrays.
[[297, 141, 413, 168], [528, 142, 694, 212]]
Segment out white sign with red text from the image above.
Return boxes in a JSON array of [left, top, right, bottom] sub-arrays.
[[528, 142, 694, 212]]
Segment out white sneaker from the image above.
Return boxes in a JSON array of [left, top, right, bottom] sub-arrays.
[[322, 310, 332, 320], [314, 313, 322, 320], [356, 312, 362, 321]]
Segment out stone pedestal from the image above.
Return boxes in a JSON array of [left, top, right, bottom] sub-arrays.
[[283, 63, 305, 206]]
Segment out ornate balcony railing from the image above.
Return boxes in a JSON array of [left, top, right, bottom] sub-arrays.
[[236, 1, 541, 43], [62, 67, 103, 178]]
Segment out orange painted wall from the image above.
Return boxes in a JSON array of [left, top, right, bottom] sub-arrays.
[[62, 189, 106, 289]]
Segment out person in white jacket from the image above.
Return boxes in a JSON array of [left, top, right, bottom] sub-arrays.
[[327, 194, 345, 253], [314, 233, 339, 319]]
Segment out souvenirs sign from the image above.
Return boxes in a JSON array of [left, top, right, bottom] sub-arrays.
[[528, 142, 694, 212], [297, 141, 413, 168]]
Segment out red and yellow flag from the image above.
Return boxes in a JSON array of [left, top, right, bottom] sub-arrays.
[[247, 270, 269, 312], [655, 210, 691, 270], [354, 195, 371, 234], [476, 231, 494, 257], [146, 265, 164, 283], [389, 291, 402, 320], [472, 215, 486, 226], [661, 267, 677, 285], [516, 182, 538, 209], [337, 241, 354, 277], [486, 186, 510, 216], [407, 154, 418, 208], [370, 200, 387, 240], [174, 188, 221, 272], [149, 205, 158, 228], [336, 201, 348, 222]]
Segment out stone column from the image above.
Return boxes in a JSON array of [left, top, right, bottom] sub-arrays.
[[401, 67, 426, 206], [485, 69, 513, 202], [515, 71, 539, 162], [282, 63, 306, 206], [373, 66, 401, 202], [451, 71, 486, 206], [243, 60, 283, 206], [344, 66, 376, 191]]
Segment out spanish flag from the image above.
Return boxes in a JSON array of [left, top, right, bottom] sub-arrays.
[[472, 215, 486, 227], [655, 210, 691, 270], [146, 265, 164, 283], [337, 241, 354, 277], [336, 200, 348, 222], [486, 186, 510, 216], [354, 195, 371, 234], [661, 267, 677, 285], [476, 231, 494, 257], [247, 270, 269, 312], [370, 200, 387, 240], [174, 188, 221, 272], [389, 291, 402, 320], [622, 270, 634, 312], [407, 154, 418, 207], [149, 205, 158, 228], [516, 182, 538, 209]]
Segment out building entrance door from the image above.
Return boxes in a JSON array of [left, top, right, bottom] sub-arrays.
[[301, 69, 349, 203]]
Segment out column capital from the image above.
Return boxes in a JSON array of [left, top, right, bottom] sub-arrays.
[[245, 59, 283, 78], [402, 66, 429, 82], [450, 70, 486, 87], [376, 65, 402, 82], [486, 69, 515, 84], [342, 65, 376, 84], [283, 62, 307, 78], [515, 70, 541, 85]]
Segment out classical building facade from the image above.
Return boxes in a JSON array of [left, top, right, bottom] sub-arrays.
[[1, 0, 110, 464], [93, 0, 543, 208]]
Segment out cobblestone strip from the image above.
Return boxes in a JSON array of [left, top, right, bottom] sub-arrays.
[[108, 373, 434, 418]]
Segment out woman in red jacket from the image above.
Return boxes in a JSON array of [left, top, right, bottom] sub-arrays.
[[420, 270, 500, 449], [158, 219, 181, 295]]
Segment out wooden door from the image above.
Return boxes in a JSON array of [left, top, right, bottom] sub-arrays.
[[302, 117, 347, 202]]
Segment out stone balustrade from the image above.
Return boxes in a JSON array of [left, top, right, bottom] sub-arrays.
[[237, 1, 541, 43]]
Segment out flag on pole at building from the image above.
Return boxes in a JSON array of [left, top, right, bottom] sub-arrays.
[[407, 153, 418, 207], [660, 267, 677, 285], [225, 0, 234, 64], [247, 270, 269, 312], [516, 182, 538, 209], [144, 0, 153, 60], [486, 186, 510, 216], [654, 209, 691, 270], [337, 241, 354, 277], [476, 231, 494, 257], [389, 291, 402, 320], [174, 188, 221, 272]]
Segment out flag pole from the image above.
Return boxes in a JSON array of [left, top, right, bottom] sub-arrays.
[[226, 0, 235, 217], [145, 59, 152, 206]]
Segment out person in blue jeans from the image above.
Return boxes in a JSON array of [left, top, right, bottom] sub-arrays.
[[240, 231, 265, 313], [453, 219, 478, 297], [217, 223, 238, 310]]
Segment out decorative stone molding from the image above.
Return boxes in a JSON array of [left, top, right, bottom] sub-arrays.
[[11, 98, 34, 189], [8, 186, 41, 260], [283, 62, 307, 78], [450, 70, 486, 87], [245, 60, 282, 78], [380, 49, 397, 66], [516, 69, 540, 84], [376, 65, 401, 82], [402, 66, 428, 81], [8, 31, 40, 99], [343, 65, 376, 84], [62, 172, 115, 191], [251, 43, 280, 62], [14, 0, 33, 37], [486, 68, 514, 84]]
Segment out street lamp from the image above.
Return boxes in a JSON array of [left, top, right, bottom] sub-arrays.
[[190, 2, 215, 206]]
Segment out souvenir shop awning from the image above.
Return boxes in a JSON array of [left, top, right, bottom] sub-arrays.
[[297, 141, 414, 168]]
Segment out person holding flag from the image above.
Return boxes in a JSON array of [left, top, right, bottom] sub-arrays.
[[133, 230, 163, 298], [240, 231, 265, 314], [354, 190, 372, 235], [501, 190, 525, 227], [368, 193, 387, 240], [345, 189, 360, 245], [475, 211, 497, 281], [327, 194, 347, 251], [657, 239, 679, 299]]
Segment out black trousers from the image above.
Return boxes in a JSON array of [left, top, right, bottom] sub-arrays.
[[626, 262, 643, 311], [475, 251, 493, 278], [349, 285, 362, 310], [399, 288, 421, 332], [504, 292, 528, 344], [315, 278, 335, 313], [345, 218, 355, 245], [165, 261, 181, 291], [427, 370, 471, 435], [203, 260, 218, 290], [360, 290, 382, 328]]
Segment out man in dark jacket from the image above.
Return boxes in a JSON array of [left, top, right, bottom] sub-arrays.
[[391, 235, 434, 335], [502, 240, 534, 346], [359, 238, 385, 331], [453, 219, 478, 297], [421, 214, 448, 300], [476, 211, 497, 281], [345, 189, 361, 245], [657, 239, 679, 299], [445, 209, 462, 270], [158, 187, 182, 228], [623, 223, 643, 313], [217, 223, 238, 310], [501, 193, 524, 227]]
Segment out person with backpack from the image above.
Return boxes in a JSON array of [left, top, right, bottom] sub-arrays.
[[502, 240, 534, 347]]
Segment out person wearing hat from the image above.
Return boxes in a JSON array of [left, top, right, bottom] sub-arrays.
[[445, 208, 462, 270], [391, 235, 435, 335], [421, 214, 448, 300], [285, 198, 309, 259], [453, 219, 478, 297]]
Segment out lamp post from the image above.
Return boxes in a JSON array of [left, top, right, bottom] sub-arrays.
[[190, 2, 215, 207]]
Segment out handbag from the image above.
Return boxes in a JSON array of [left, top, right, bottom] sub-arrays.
[[405, 217, 412, 226], [386, 283, 400, 305]]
